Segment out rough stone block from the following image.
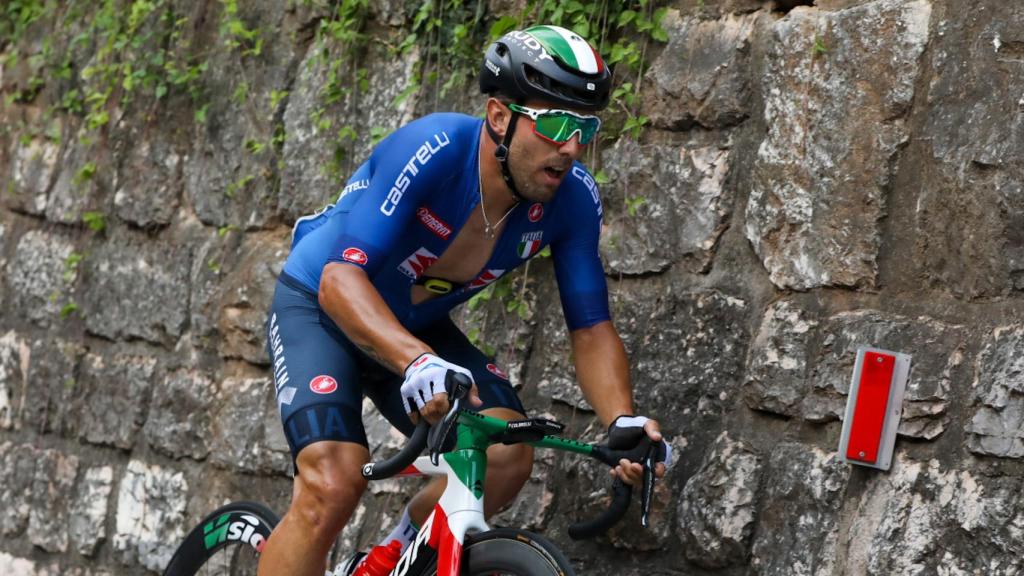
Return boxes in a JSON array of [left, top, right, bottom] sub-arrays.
[[209, 377, 290, 474], [79, 350, 157, 450], [182, 0, 306, 229], [82, 230, 190, 344], [644, 9, 760, 130], [21, 336, 84, 436], [46, 130, 104, 225], [840, 456, 1024, 575], [6, 229, 78, 328], [0, 442, 35, 536], [743, 300, 818, 417], [915, 2, 1024, 297], [0, 552, 41, 576], [113, 136, 181, 228], [113, 459, 188, 572], [0, 330, 29, 430], [749, 443, 849, 575], [600, 136, 732, 275], [616, 284, 750, 432], [280, 41, 421, 220], [3, 111, 59, 215], [0, 220, 7, 304], [745, 0, 931, 290], [70, 465, 115, 557], [28, 449, 79, 553], [966, 325, 1024, 459], [678, 431, 762, 568], [144, 369, 217, 461]]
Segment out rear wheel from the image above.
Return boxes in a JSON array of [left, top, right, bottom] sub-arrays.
[[431, 528, 575, 576], [162, 501, 279, 576]]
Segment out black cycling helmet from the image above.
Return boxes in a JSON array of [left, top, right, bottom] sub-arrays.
[[480, 25, 612, 112]]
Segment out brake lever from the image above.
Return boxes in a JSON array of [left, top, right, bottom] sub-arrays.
[[640, 443, 656, 527], [429, 397, 462, 465]]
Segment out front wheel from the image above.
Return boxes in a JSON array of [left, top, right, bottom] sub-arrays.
[[439, 527, 576, 576], [162, 501, 279, 576]]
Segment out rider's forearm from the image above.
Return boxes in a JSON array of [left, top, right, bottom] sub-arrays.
[[570, 320, 634, 427], [319, 262, 432, 374]]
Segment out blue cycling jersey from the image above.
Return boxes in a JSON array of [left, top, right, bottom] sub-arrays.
[[282, 112, 610, 332]]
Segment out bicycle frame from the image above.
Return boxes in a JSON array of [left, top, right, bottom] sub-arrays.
[[385, 411, 593, 576]]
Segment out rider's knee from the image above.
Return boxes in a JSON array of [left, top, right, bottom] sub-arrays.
[[292, 442, 369, 538], [491, 443, 534, 486]]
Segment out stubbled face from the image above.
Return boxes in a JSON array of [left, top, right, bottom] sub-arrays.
[[505, 103, 589, 203]]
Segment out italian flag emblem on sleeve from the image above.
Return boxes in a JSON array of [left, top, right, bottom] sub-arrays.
[[518, 231, 543, 259]]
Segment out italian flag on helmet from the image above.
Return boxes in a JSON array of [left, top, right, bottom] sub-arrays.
[[523, 25, 605, 75]]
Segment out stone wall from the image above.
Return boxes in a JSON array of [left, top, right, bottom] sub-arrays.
[[2, 0, 1023, 574]]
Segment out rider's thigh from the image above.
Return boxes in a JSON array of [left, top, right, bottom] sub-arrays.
[[481, 407, 534, 478], [290, 440, 371, 538]]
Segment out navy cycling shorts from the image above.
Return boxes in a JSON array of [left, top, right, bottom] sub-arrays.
[[266, 273, 525, 462]]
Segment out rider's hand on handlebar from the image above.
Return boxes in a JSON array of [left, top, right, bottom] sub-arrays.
[[401, 353, 482, 425], [606, 415, 671, 486]]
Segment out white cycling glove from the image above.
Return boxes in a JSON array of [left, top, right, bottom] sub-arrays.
[[401, 353, 475, 414]]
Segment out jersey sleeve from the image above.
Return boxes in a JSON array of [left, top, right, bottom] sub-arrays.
[[326, 119, 458, 277], [552, 168, 611, 331]]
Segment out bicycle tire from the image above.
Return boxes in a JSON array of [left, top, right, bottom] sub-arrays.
[[162, 501, 279, 576], [427, 527, 575, 576]]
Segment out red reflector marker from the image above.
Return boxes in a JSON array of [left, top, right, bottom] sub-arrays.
[[845, 351, 896, 464]]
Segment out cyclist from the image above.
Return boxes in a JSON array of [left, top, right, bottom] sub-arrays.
[[261, 24, 670, 576]]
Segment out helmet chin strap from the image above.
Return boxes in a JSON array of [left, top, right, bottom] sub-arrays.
[[485, 112, 524, 202]]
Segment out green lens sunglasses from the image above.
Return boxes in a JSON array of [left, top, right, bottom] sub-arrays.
[[508, 104, 602, 145]]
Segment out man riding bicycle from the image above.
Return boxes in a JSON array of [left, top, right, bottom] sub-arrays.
[[261, 25, 669, 576]]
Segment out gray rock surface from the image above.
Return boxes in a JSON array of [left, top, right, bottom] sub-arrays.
[[3, 110, 60, 215], [600, 136, 732, 275], [113, 459, 188, 572], [678, 431, 762, 568], [144, 369, 217, 461], [82, 229, 190, 344], [0, 442, 36, 536], [28, 449, 79, 553], [746, 303, 966, 440], [70, 466, 114, 557], [749, 443, 849, 576], [644, 9, 760, 130], [208, 377, 290, 475], [22, 337, 85, 436], [915, 1, 1024, 297], [280, 41, 421, 220], [78, 349, 157, 450], [743, 299, 819, 417], [7, 230, 78, 327], [966, 325, 1024, 458], [0, 331, 29, 430], [746, 0, 931, 290], [112, 132, 182, 228]]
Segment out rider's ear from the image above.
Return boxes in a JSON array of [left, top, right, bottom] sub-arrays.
[[485, 97, 511, 138]]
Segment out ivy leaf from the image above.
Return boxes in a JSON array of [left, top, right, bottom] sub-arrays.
[[489, 15, 518, 39]]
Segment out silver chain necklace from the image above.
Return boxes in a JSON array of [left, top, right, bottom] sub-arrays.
[[478, 146, 518, 239]]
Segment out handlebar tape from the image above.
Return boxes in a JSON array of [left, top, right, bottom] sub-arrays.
[[361, 419, 430, 480], [567, 478, 632, 540]]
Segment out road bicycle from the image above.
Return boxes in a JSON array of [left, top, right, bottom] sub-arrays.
[[163, 373, 662, 575]]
